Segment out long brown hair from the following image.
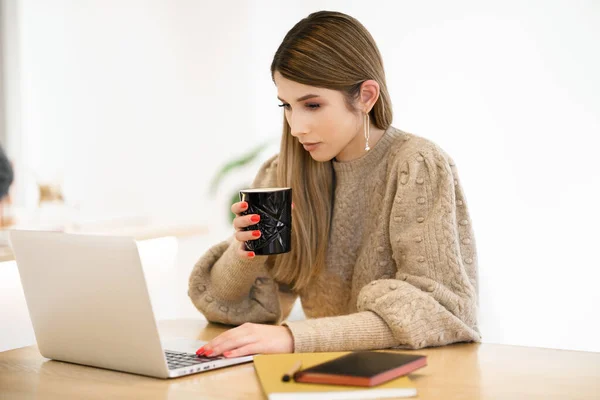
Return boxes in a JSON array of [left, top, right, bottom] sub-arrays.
[[269, 11, 393, 291]]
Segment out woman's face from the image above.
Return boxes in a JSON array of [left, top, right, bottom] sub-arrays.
[[273, 71, 365, 162]]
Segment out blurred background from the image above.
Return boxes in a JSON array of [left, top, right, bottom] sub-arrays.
[[1, 0, 599, 353]]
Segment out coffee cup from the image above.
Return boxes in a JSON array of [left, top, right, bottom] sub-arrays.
[[239, 187, 292, 255]]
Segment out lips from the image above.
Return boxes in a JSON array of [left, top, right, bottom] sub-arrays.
[[302, 142, 321, 151]]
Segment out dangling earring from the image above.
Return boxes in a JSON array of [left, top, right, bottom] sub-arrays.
[[364, 112, 371, 151]]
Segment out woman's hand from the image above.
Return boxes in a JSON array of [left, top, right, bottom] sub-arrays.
[[195, 323, 294, 358], [231, 201, 261, 259]]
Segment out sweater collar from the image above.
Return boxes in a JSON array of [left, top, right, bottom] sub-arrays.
[[332, 125, 398, 180]]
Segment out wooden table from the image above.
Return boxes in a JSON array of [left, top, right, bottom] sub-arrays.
[[0, 319, 598, 400]]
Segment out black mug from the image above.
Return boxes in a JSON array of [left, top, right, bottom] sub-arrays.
[[239, 187, 292, 255]]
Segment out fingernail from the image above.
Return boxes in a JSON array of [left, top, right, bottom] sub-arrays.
[[241, 202, 248, 209], [248, 252, 255, 258], [251, 215, 260, 222], [196, 346, 205, 355], [252, 230, 261, 237], [204, 350, 213, 357], [223, 351, 232, 357]]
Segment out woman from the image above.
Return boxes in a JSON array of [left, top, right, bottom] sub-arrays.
[[0, 144, 13, 200], [188, 10, 480, 358]]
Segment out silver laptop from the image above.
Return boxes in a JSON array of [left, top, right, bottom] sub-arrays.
[[8, 229, 252, 379]]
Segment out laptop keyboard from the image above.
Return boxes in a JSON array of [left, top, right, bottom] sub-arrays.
[[165, 350, 225, 370]]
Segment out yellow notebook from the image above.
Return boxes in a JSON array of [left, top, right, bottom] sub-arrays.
[[253, 352, 417, 400]]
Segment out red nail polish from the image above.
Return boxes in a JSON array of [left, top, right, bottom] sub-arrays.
[[251, 215, 260, 222], [242, 202, 248, 209], [252, 230, 261, 237], [223, 351, 232, 357], [204, 350, 213, 357], [248, 252, 255, 258], [196, 346, 205, 355]]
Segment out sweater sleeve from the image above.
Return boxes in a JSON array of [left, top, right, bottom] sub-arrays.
[[188, 154, 298, 325], [283, 147, 481, 352]]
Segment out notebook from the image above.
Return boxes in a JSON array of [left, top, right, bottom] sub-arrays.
[[253, 352, 419, 400], [294, 351, 427, 386]]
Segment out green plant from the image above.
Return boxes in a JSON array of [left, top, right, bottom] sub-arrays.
[[209, 142, 269, 223]]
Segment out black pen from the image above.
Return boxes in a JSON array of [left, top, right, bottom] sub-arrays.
[[281, 360, 302, 382]]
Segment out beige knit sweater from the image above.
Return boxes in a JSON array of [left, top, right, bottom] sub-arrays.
[[188, 126, 481, 352]]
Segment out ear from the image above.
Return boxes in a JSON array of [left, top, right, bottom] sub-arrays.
[[359, 80, 380, 113]]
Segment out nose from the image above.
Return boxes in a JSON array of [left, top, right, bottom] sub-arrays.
[[288, 111, 308, 139]]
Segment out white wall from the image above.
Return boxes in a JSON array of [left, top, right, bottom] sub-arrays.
[[4, 0, 279, 225], [3, 0, 599, 352]]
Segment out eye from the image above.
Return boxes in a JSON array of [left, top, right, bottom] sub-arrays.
[[277, 103, 321, 111]]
